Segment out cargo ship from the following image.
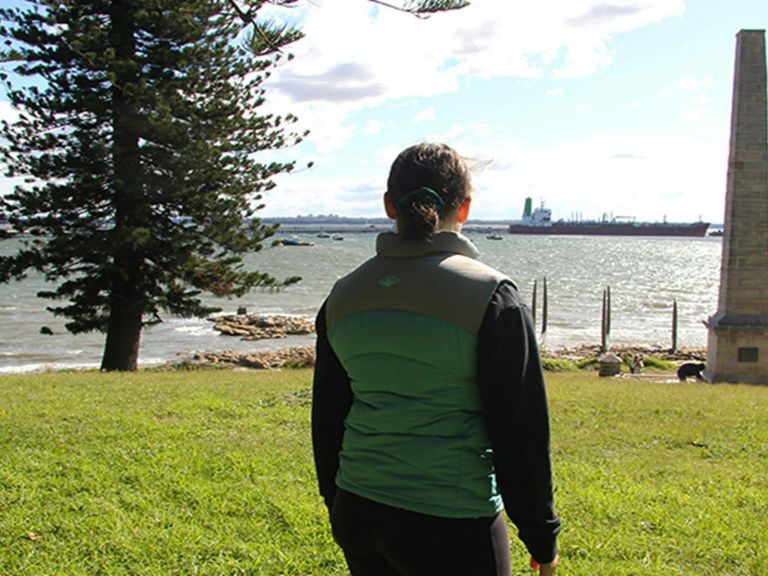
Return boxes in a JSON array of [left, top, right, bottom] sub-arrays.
[[507, 198, 709, 237]]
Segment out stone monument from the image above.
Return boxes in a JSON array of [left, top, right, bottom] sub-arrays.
[[706, 30, 768, 384]]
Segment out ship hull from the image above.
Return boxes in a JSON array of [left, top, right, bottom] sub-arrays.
[[507, 222, 709, 237]]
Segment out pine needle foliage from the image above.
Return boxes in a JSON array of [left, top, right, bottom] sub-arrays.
[[369, 0, 470, 18], [0, 0, 306, 370]]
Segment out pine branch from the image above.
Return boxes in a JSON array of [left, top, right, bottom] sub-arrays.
[[227, 0, 304, 55], [368, 0, 470, 18]]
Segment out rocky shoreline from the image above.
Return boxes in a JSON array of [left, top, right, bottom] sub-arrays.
[[175, 346, 316, 370], [546, 343, 707, 363], [171, 314, 707, 371], [171, 343, 706, 371]]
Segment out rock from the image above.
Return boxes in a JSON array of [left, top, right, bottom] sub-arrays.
[[172, 345, 316, 370], [210, 314, 315, 340]]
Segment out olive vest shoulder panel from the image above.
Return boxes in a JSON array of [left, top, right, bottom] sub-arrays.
[[326, 232, 512, 336]]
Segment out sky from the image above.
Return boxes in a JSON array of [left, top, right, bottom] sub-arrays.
[[1, 0, 766, 223], [254, 0, 766, 223]]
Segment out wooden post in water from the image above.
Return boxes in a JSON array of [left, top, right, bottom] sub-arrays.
[[672, 299, 679, 353], [606, 285, 612, 341], [541, 277, 549, 342], [601, 289, 606, 353], [531, 279, 538, 326], [601, 287, 610, 353]]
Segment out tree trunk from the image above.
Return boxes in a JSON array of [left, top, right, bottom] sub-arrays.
[[101, 295, 142, 371], [101, 0, 144, 371]]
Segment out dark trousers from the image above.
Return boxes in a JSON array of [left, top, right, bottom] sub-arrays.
[[330, 488, 511, 576]]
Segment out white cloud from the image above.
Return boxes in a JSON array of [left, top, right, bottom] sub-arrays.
[[545, 87, 565, 96], [362, 119, 384, 134], [660, 76, 714, 97], [566, 3, 649, 27], [264, 127, 728, 225], [264, 0, 686, 109], [678, 94, 715, 131], [411, 107, 435, 123], [680, 104, 709, 126], [463, 132, 727, 223], [0, 101, 21, 194], [264, 172, 385, 217], [271, 96, 358, 154], [0, 100, 19, 123], [691, 95, 712, 106], [428, 121, 500, 145]]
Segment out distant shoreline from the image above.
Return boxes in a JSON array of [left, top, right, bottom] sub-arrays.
[[272, 222, 512, 235], [263, 217, 725, 228]]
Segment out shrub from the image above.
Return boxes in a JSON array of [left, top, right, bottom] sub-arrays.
[[542, 358, 577, 372], [575, 356, 600, 370], [640, 356, 677, 371]]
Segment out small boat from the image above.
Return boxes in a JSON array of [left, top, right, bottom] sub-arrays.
[[280, 236, 314, 246], [316, 232, 331, 238], [486, 234, 503, 240], [332, 235, 344, 241]]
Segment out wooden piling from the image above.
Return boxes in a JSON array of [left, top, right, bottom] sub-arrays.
[[672, 298, 678, 353], [542, 276, 549, 338], [601, 287, 609, 353]]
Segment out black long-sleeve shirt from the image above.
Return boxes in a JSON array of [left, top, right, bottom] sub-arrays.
[[311, 282, 560, 563]]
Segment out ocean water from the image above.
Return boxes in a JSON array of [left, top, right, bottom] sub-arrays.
[[0, 231, 722, 372]]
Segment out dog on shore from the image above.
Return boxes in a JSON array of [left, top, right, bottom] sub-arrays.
[[677, 362, 706, 382]]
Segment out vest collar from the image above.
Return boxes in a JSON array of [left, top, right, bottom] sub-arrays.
[[376, 231, 480, 259]]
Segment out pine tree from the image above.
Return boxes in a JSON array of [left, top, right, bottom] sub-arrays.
[[0, 0, 305, 371]]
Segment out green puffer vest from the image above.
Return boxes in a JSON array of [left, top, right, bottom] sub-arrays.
[[326, 231, 511, 518]]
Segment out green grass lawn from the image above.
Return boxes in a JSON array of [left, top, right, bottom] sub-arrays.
[[0, 370, 766, 575]]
